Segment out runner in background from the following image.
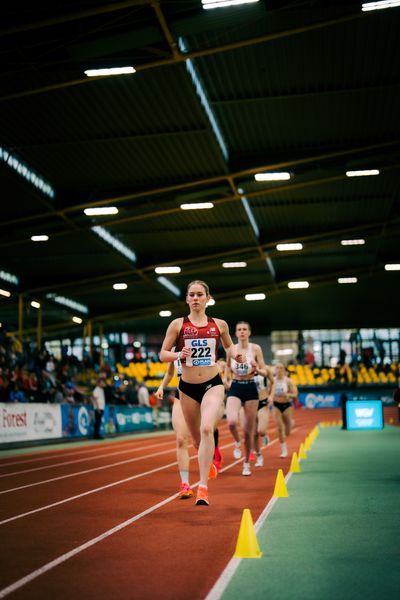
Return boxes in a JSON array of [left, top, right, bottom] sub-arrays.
[[252, 365, 274, 464], [225, 321, 267, 476], [155, 357, 193, 499], [270, 362, 298, 457]]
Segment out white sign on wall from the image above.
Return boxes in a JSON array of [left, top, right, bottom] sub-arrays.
[[0, 403, 62, 444]]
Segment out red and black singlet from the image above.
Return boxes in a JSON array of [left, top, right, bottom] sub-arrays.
[[177, 316, 221, 367]]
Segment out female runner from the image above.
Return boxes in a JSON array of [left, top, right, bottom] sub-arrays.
[[159, 280, 245, 506]]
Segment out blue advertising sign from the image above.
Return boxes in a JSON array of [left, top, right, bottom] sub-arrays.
[[61, 404, 118, 438], [62, 404, 93, 438], [346, 400, 383, 430], [114, 406, 153, 432], [299, 392, 347, 408]]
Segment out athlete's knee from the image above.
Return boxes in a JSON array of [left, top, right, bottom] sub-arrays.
[[200, 423, 214, 438], [227, 420, 237, 432], [176, 434, 188, 449]]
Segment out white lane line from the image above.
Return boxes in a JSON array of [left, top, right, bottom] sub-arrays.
[[0, 435, 175, 468], [0, 460, 178, 526], [0, 439, 288, 600], [0, 439, 173, 478], [0, 447, 176, 495], [0, 490, 181, 599], [0, 436, 274, 524], [204, 458, 299, 600], [0, 435, 299, 597], [0, 439, 237, 525], [0, 429, 234, 479]]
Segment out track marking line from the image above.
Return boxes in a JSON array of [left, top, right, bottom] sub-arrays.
[[0, 460, 178, 526], [0, 431, 306, 597], [0, 447, 176, 495], [205, 470, 295, 600], [0, 439, 174, 478], [0, 435, 176, 468], [0, 490, 180, 599]]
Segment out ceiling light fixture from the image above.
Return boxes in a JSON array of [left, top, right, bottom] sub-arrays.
[[159, 310, 172, 317], [222, 262, 247, 268], [0, 289, 11, 298], [384, 263, 400, 271], [288, 281, 309, 289], [178, 37, 228, 160], [30, 301, 41, 308], [0, 270, 18, 285], [245, 293, 266, 301], [338, 277, 358, 284], [113, 283, 128, 290], [84, 207, 118, 216], [46, 293, 89, 314], [341, 239, 365, 246], [202, 0, 259, 9], [157, 276, 181, 297], [276, 243, 303, 251], [92, 226, 136, 263], [345, 169, 379, 177], [206, 298, 216, 306], [155, 266, 181, 274], [241, 195, 259, 238], [0, 144, 55, 199], [31, 235, 49, 242], [362, 1, 400, 12], [180, 202, 214, 210], [84, 66, 136, 77], [255, 172, 291, 181], [72, 316, 83, 324]]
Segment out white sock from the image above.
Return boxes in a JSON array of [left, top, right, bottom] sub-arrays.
[[179, 470, 189, 484], [280, 442, 287, 451]]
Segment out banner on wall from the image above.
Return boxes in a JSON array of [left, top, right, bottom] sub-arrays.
[[299, 392, 350, 408], [61, 404, 152, 437], [0, 403, 62, 444], [0, 403, 153, 445], [61, 404, 119, 438], [114, 406, 153, 432]]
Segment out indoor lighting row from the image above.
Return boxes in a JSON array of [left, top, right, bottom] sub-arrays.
[[0, 145, 55, 199], [149, 256, 400, 275], [362, 1, 400, 12], [254, 169, 380, 182]]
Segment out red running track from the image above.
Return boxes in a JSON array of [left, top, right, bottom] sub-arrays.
[[0, 408, 353, 599]]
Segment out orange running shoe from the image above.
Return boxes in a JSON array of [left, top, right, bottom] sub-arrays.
[[195, 485, 209, 506], [249, 451, 256, 462], [208, 462, 218, 480], [178, 482, 193, 499]]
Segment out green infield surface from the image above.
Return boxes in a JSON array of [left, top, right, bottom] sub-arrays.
[[209, 426, 399, 600]]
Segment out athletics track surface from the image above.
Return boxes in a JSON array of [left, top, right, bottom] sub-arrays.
[[0, 407, 398, 599]]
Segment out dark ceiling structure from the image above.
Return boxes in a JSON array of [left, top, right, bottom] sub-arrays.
[[0, 0, 399, 341]]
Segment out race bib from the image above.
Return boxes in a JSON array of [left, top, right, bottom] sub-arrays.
[[184, 338, 216, 367]]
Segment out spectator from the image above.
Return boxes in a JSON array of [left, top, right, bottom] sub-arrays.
[[8, 382, 26, 403], [92, 378, 106, 440], [138, 382, 150, 407]]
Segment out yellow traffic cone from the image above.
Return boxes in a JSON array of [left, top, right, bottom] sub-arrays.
[[299, 442, 307, 459], [273, 468, 288, 497], [289, 452, 301, 473], [233, 508, 262, 558]]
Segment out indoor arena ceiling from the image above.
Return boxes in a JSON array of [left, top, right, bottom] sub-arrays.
[[1, 0, 399, 340]]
